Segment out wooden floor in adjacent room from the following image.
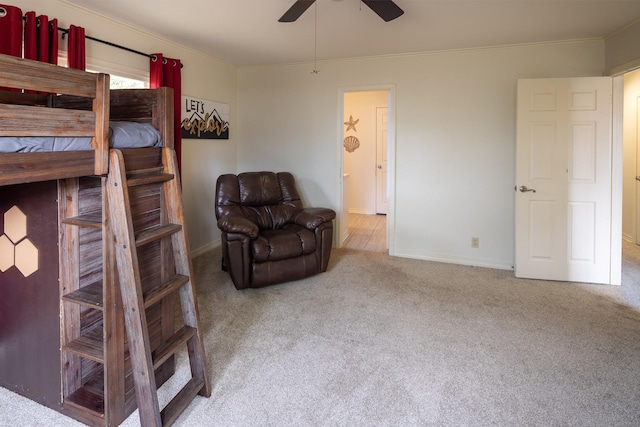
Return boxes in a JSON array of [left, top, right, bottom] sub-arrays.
[[343, 213, 387, 252]]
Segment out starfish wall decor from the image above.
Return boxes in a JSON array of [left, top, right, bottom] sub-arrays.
[[344, 115, 359, 132]]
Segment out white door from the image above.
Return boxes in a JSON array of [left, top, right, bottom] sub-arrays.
[[515, 77, 613, 284], [376, 107, 388, 214]]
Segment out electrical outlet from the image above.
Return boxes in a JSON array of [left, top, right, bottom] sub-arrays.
[[471, 237, 479, 248]]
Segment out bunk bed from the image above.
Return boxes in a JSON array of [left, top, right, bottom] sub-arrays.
[[0, 53, 186, 426], [0, 53, 173, 184]]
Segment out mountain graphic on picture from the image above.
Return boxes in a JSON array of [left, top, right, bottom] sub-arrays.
[[182, 108, 229, 139]]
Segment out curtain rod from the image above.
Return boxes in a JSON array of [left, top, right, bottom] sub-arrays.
[[20, 16, 184, 68], [58, 27, 185, 68], [59, 27, 150, 59]]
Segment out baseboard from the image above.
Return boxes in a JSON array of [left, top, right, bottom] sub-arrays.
[[191, 239, 221, 258], [390, 250, 514, 271]]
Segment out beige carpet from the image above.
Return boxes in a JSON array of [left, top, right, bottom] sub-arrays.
[[2, 245, 640, 426]]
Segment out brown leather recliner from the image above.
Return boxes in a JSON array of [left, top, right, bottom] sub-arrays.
[[215, 171, 336, 289]]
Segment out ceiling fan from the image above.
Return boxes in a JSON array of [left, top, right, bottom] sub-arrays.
[[278, 0, 404, 23]]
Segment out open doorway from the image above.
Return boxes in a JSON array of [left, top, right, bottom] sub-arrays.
[[339, 88, 392, 252], [621, 67, 640, 307], [622, 68, 640, 246]]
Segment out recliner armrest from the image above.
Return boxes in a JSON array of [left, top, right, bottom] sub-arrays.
[[292, 207, 336, 230], [217, 216, 259, 238]]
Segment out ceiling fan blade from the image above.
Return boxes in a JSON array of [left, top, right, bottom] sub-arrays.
[[278, 0, 316, 22], [362, 0, 404, 22]]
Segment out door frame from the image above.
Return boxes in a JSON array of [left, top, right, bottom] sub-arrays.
[[337, 84, 396, 253], [604, 69, 640, 286]]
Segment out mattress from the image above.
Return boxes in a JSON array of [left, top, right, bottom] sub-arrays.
[[0, 121, 162, 153]]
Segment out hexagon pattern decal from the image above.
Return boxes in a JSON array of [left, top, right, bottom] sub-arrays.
[[0, 205, 39, 277], [0, 235, 14, 272]]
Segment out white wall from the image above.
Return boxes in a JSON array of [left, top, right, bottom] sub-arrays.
[[343, 90, 388, 214], [606, 19, 640, 75], [238, 40, 605, 269], [11, 0, 238, 255], [6, 2, 611, 268], [623, 69, 640, 242]]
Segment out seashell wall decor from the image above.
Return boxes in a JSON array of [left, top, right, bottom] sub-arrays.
[[343, 135, 360, 153]]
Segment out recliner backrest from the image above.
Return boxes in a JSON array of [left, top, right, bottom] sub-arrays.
[[215, 171, 304, 230]]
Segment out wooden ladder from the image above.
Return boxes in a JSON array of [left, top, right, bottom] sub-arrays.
[[106, 147, 210, 426]]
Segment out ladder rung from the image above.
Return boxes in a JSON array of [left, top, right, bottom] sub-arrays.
[[62, 281, 103, 309], [160, 377, 206, 427], [135, 224, 182, 247], [144, 274, 190, 309], [152, 326, 197, 370], [126, 172, 174, 187], [61, 212, 102, 228]]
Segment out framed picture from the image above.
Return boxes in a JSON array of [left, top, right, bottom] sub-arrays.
[[181, 95, 230, 139]]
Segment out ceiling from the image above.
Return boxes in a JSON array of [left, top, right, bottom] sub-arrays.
[[63, 0, 640, 67]]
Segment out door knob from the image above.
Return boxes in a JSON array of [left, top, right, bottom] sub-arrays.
[[518, 185, 536, 193], [377, 165, 382, 169], [636, 176, 640, 181]]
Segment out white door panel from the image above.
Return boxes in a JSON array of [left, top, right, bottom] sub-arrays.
[[515, 77, 612, 284], [376, 107, 388, 214]]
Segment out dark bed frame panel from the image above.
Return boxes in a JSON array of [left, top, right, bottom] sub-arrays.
[[0, 181, 61, 409]]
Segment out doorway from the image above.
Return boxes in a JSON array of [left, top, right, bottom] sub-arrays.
[[340, 88, 394, 252], [343, 213, 387, 252], [621, 67, 640, 307], [622, 68, 640, 245]]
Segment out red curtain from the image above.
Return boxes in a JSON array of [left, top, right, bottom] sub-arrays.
[[0, 4, 23, 57], [24, 12, 58, 64], [0, 4, 79, 69], [67, 25, 85, 70], [150, 53, 182, 176]]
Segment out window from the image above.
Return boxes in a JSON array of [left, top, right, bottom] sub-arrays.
[[58, 49, 150, 89], [108, 75, 147, 89]]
